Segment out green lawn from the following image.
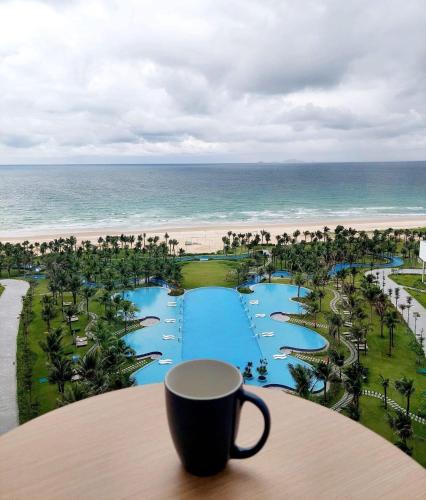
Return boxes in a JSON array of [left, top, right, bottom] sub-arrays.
[[407, 289, 426, 309], [0, 284, 4, 297], [181, 260, 240, 289], [17, 278, 108, 422], [390, 273, 426, 291], [389, 273, 426, 308], [360, 396, 426, 466], [344, 276, 426, 466]]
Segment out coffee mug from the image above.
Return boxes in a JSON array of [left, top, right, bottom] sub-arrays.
[[165, 359, 271, 476]]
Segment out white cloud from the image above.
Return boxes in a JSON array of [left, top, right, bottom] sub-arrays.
[[0, 0, 425, 163]]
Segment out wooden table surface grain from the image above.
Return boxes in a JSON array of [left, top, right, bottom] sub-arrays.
[[0, 384, 425, 499]]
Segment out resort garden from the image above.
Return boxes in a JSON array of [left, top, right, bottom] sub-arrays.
[[0, 226, 425, 467]]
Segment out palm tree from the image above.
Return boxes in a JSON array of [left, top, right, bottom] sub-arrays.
[[328, 312, 344, 343], [41, 294, 55, 331], [314, 361, 332, 403], [48, 355, 72, 394], [294, 272, 305, 298], [64, 305, 78, 336], [399, 303, 406, 320], [363, 285, 380, 324], [413, 311, 421, 334], [350, 323, 368, 362], [265, 263, 275, 283], [379, 375, 390, 409], [60, 382, 91, 406], [40, 327, 65, 363], [119, 300, 139, 333], [81, 286, 95, 316], [288, 364, 315, 398], [307, 301, 320, 328], [394, 287, 400, 308], [374, 292, 387, 337], [384, 310, 398, 356], [329, 349, 345, 379], [344, 362, 368, 412], [395, 377, 415, 416], [387, 410, 413, 455], [68, 275, 82, 305], [406, 296, 413, 325], [317, 289, 325, 311]]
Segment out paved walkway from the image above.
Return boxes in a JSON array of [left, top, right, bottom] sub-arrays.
[[362, 389, 426, 425], [329, 289, 357, 412], [366, 268, 426, 349], [0, 279, 29, 434]]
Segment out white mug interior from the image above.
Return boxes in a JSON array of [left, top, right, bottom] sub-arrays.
[[165, 359, 243, 400]]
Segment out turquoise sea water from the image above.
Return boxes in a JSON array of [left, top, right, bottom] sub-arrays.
[[0, 162, 425, 235]]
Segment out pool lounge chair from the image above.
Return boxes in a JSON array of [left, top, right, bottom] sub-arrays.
[[273, 354, 287, 359]]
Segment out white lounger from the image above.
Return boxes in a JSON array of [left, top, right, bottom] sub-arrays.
[[162, 335, 176, 340], [159, 359, 173, 365], [255, 313, 266, 318], [273, 354, 287, 359], [249, 300, 259, 305], [165, 319, 176, 323]]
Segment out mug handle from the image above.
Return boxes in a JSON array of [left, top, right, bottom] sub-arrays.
[[230, 389, 271, 459]]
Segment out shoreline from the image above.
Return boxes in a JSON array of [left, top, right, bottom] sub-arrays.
[[1, 216, 425, 253]]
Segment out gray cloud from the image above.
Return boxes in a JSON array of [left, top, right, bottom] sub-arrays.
[[0, 0, 425, 163]]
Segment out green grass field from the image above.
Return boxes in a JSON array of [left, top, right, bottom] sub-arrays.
[[389, 273, 426, 308], [0, 284, 4, 297], [407, 289, 426, 309], [181, 260, 240, 288], [17, 278, 106, 421], [343, 274, 426, 466], [390, 273, 426, 291]]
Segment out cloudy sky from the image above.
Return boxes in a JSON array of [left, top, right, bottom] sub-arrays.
[[0, 0, 425, 164]]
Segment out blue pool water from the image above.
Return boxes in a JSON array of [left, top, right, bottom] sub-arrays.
[[272, 270, 292, 278], [329, 255, 403, 275], [182, 288, 261, 368], [123, 284, 326, 391]]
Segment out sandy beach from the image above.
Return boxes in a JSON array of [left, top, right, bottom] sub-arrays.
[[1, 216, 425, 253]]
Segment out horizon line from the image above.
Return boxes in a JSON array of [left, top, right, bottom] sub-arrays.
[[1, 159, 426, 167]]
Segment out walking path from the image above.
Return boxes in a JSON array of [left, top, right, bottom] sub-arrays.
[[290, 318, 328, 329], [362, 390, 426, 425], [329, 289, 358, 412], [366, 268, 426, 349], [0, 279, 29, 434]]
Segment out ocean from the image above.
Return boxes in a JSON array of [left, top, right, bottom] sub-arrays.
[[0, 162, 425, 235]]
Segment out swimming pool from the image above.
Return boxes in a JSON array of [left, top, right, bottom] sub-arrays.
[[122, 284, 326, 391], [329, 255, 403, 275], [272, 270, 292, 278]]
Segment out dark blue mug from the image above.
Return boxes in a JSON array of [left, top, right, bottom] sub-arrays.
[[165, 359, 271, 476]]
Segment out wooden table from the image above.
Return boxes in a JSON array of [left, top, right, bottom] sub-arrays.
[[0, 385, 425, 499]]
